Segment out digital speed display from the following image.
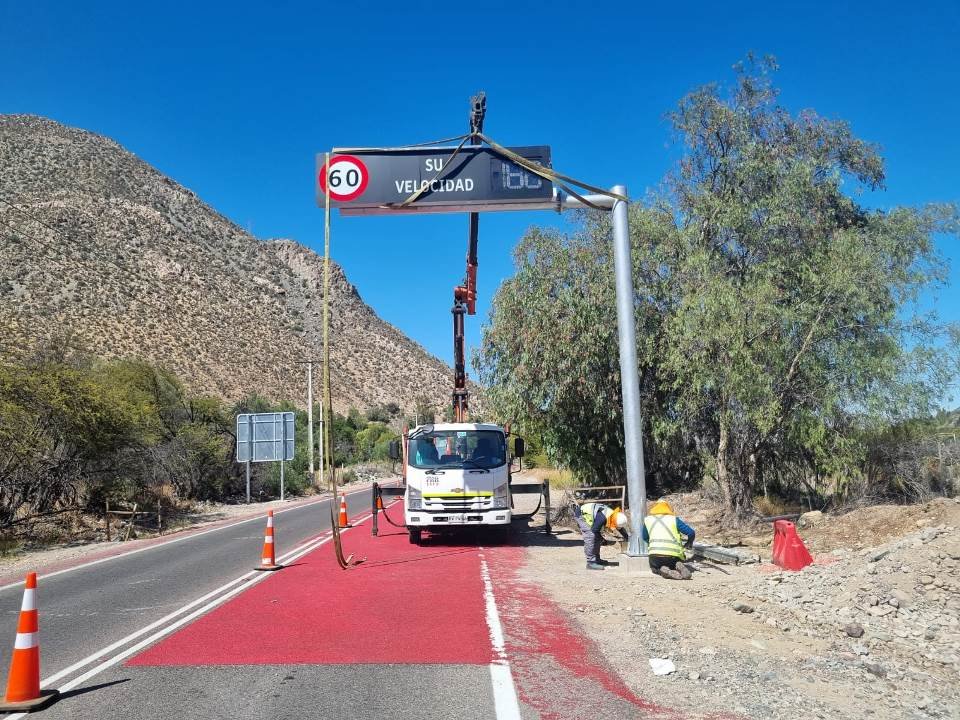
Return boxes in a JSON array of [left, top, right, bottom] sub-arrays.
[[319, 145, 554, 215], [491, 158, 545, 192]]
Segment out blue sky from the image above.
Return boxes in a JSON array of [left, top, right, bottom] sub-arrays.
[[2, 1, 958, 401]]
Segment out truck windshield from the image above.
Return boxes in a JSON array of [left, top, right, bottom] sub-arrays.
[[409, 430, 507, 470]]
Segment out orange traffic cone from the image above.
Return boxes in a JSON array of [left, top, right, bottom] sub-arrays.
[[254, 511, 282, 571], [0, 573, 58, 711], [338, 494, 351, 528]]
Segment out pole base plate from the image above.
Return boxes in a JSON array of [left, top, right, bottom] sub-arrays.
[[0, 689, 60, 712], [610, 553, 654, 576]]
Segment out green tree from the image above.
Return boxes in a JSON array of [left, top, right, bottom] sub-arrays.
[[477, 56, 959, 519], [660, 56, 957, 517]]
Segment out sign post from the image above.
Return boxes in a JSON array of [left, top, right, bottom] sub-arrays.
[[246, 415, 252, 504]]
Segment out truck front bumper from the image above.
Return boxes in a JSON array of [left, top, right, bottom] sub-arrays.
[[405, 509, 512, 527]]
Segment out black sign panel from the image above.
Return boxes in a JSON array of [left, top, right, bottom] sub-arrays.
[[316, 145, 554, 215]]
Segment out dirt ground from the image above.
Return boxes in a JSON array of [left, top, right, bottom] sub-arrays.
[[514, 477, 960, 720]]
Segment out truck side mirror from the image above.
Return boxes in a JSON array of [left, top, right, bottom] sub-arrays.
[[514, 438, 525, 458], [388, 440, 401, 461]]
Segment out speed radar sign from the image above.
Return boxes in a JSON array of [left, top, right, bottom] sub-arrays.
[[318, 155, 369, 202]]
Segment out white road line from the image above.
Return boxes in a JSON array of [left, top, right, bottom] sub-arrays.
[[5, 511, 379, 720], [33, 529, 333, 690], [0, 489, 371, 593], [490, 664, 522, 720], [479, 552, 522, 720]]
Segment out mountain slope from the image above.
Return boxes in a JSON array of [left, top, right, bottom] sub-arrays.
[[0, 114, 454, 412]]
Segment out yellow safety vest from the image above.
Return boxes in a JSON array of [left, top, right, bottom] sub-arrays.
[[580, 502, 610, 528], [644, 514, 685, 559]]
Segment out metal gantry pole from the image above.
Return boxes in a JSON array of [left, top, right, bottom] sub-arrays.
[[610, 185, 648, 555]]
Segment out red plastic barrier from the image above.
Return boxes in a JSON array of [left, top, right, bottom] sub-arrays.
[[771, 520, 813, 571]]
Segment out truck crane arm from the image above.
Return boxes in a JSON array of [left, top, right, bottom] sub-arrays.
[[450, 93, 486, 422]]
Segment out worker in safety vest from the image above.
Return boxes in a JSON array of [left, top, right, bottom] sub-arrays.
[[574, 502, 628, 570], [643, 500, 695, 580]]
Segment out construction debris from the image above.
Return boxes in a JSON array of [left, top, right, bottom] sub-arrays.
[[648, 658, 676, 676], [691, 541, 759, 565]]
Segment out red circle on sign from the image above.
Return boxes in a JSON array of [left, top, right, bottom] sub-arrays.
[[318, 155, 369, 202]]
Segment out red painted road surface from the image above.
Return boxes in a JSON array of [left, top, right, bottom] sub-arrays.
[[128, 513, 728, 718], [129, 524, 494, 666]]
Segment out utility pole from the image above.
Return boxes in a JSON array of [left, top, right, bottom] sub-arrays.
[[295, 360, 319, 487], [319, 396, 325, 488]]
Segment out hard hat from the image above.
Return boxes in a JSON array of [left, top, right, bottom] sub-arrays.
[[648, 500, 674, 516], [606, 508, 628, 530]]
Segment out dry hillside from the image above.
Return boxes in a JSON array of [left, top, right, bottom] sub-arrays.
[[0, 114, 457, 412]]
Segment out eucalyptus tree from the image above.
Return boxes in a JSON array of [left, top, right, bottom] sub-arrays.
[[477, 57, 958, 519]]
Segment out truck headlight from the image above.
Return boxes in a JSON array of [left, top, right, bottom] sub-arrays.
[[407, 486, 422, 510], [493, 483, 509, 509]]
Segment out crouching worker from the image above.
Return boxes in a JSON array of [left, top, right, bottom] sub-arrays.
[[574, 502, 628, 570], [643, 500, 695, 580]]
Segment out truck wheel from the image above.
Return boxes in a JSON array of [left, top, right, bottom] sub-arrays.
[[408, 528, 422, 545]]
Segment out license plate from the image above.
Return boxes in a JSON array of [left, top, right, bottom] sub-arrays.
[[447, 514, 466, 524]]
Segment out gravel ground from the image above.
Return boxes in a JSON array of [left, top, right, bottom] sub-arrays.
[[520, 496, 960, 720]]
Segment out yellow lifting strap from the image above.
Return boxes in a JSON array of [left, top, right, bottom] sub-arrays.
[[329, 130, 629, 212]]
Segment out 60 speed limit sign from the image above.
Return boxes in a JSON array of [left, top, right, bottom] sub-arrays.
[[318, 155, 369, 202]]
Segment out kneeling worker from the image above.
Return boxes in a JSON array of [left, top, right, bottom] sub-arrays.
[[575, 502, 628, 570], [643, 500, 695, 580]]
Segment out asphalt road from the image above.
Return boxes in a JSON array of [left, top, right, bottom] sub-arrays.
[[0, 490, 652, 719], [0, 489, 535, 720], [0, 490, 371, 687]]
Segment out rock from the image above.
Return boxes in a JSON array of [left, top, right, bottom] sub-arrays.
[[866, 595, 880, 606], [765, 617, 779, 628], [868, 549, 890, 563], [648, 658, 676, 676], [844, 623, 865, 638], [889, 589, 911, 607], [799, 510, 824, 528], [863, 661, 886, 677], [867, 605, 894, 617], [687, 671, 701, 681], [733, 602, 755, 614], [920, 575, 935, 585], [887, 597, 900, 608]]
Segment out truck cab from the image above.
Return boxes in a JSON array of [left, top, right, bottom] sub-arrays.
[[400, 422, 523, 544]]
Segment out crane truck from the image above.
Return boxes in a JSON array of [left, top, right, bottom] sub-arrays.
[[387, 92, 532, 545]]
